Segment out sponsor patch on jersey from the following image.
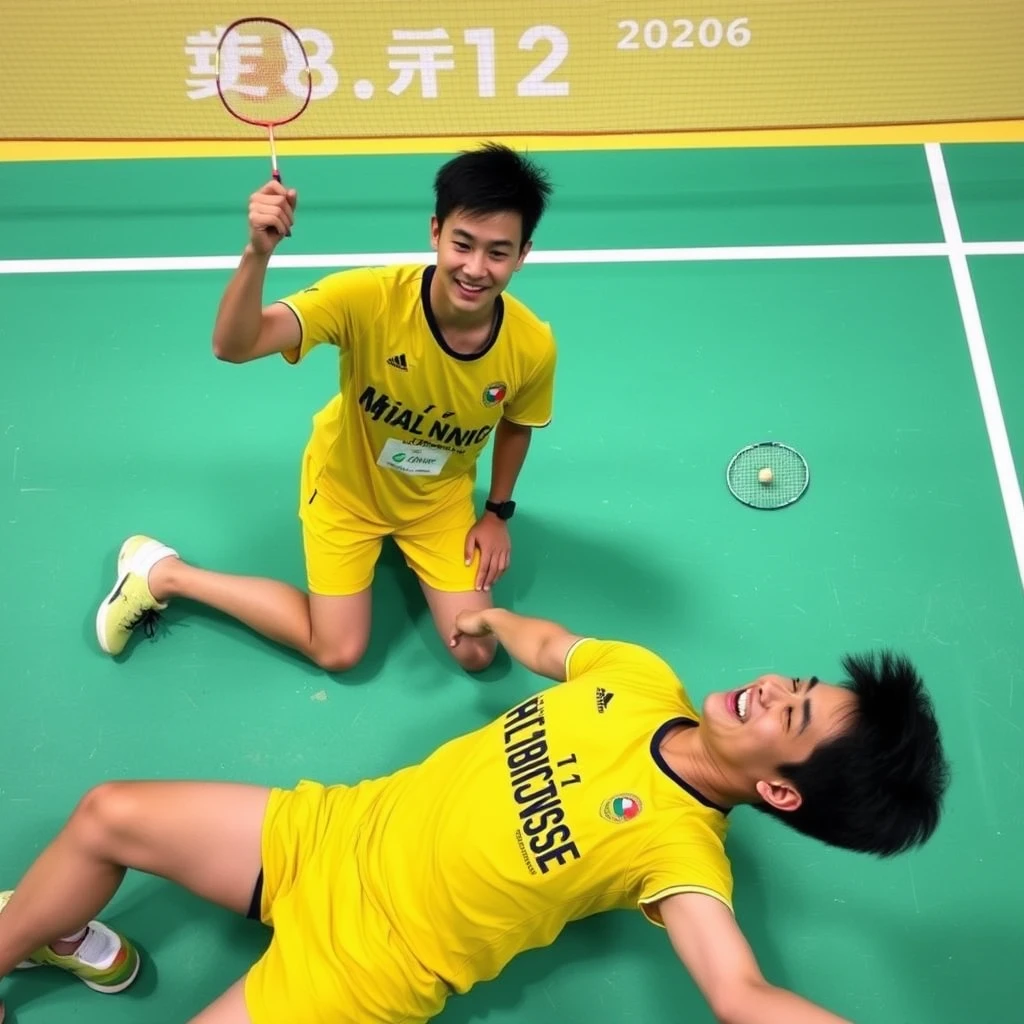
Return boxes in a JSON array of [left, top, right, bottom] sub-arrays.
[[600, 794, 643, 823]]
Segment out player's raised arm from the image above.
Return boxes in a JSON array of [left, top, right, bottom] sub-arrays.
[[659, 893, 851, 1024], [450, 608, 582, 681], [212, 182, 301, 363]]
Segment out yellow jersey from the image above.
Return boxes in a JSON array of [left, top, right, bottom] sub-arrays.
[[349, 638, 733, 1007], [277, 263, 557, 525]]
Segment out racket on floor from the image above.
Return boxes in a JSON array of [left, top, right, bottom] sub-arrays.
[[215, 17, 312, 183], [727, 441, 809, 509]]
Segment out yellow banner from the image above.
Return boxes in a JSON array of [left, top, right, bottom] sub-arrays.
[[2, 1, 1022, 141]]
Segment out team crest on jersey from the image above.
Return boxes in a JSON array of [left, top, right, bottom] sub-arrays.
[[601, 793, 643, 824], [482, 381, 507, 407]]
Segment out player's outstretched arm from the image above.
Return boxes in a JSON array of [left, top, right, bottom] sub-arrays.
[[212, 182, 301, 363], [660, 893, 852, 1024], [450, 608, 582, 681]]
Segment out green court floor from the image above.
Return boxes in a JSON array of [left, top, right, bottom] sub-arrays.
[[1, 143, 1022, 1023]]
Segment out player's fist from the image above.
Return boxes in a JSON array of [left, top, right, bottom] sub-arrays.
[[449, 609, 493, 647], [248, 180, 297, 254]]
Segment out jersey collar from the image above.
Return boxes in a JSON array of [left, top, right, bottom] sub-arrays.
[[650, 718, 731, 815], [421, 264, 504, 362]]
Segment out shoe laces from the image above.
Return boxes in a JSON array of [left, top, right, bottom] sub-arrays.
[[127, 608, 163, 639]]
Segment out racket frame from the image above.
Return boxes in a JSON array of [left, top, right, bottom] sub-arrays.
[[214, 16, 312, 182], [726, 440, 810, 510]]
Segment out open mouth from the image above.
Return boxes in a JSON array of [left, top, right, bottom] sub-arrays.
[[454, 278, 487, 300], [727, 687, 752, 722]]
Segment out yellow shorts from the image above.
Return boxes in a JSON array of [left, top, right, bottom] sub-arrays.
[[299, 438, 480, 598], [244, 780, 450, 1024]]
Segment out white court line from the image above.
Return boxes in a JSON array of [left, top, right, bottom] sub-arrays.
[[926, 142, 1024, 592], [964, 240, 1024, 257], [0, 242, 975, 275], [3, 241, 1024, 275], [3, 240, 1024, 275]]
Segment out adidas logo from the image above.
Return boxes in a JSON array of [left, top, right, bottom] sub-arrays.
[[387, 353, 408, 371], [596, 687, 614, 713]]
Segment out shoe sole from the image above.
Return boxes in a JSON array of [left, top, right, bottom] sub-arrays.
[[95, 571, 131, 655], [16, 953, 141, 993], [83, 950, 142, 993]]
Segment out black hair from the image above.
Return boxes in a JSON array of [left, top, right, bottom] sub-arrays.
[[433, 142, 553, 247], [754, 651, 951, 857]]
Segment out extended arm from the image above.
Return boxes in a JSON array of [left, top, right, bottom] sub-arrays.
[[211, 250, 300, 363], [659, 893, 851, 1024], [450, 608, 582, 680], [212, 181, 301, 363]]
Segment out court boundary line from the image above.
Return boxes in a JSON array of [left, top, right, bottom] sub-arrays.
[[926, 142, 1024, 592], [2, 240, 1024, 275]]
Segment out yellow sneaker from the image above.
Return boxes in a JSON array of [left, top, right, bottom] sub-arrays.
[[0, 890, 141, 993], [95, 535, 178, 656]]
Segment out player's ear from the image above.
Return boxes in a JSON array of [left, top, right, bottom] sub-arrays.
[[755, 778, 802, 813], [429, 215, 441, 251]]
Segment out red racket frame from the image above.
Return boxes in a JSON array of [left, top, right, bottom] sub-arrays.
[[215, 16, 313, 182]]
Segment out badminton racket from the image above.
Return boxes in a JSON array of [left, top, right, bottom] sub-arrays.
[[215, 17, 312, 183], [726, 441, 809, 510]]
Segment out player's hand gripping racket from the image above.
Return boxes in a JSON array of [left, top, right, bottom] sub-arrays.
[[215, 17, 312, 185]]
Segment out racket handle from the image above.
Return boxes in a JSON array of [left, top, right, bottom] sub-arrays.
[[269, 125, 282, 182], [268, 129, 290, 233]]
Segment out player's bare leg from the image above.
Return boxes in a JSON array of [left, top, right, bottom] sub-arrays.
[[96, 535, 371, 671], [421, 584, 497, 672], [0, 781, 268, 1000], [189, 977, 254, 1024], [150, 558, 372, 671]]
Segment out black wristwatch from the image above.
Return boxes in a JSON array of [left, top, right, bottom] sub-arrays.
[[485, 499, 516, 520]]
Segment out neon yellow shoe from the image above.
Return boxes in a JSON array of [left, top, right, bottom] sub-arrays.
[[95, 534, 178, 656], [0, 890, 141, 993]]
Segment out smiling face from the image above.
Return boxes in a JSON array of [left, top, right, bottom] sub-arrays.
[[429, 207, 531, 317], [701, 674, 859, 812]]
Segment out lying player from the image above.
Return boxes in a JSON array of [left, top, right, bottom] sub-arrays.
[[95, 143, 557, 675], [0, 607, 949, 1023]]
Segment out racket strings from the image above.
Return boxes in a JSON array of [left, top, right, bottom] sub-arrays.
[[727, 445, 809, 509], [217, 19, 310, 126]]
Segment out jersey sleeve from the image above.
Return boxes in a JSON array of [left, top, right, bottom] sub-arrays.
[[563, 638, 692, 705], [632, 825, 734, 927], [277, 267, 383, 365], [564, 637, 637, 679], [503, 332, 556, 427]]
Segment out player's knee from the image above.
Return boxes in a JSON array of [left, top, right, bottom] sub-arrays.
[[450, 639, 496, 674], [311, 637, 368, 674], [72, 782, 145, 853]]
